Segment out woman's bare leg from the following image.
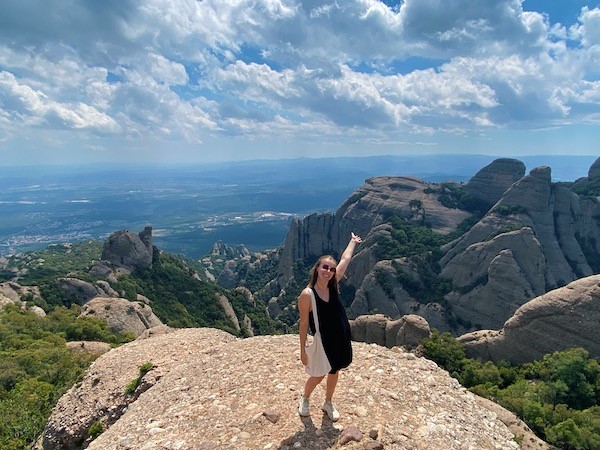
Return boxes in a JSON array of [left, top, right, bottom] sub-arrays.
[[325, 371, 339, 402], [304, 375, 325, 397]]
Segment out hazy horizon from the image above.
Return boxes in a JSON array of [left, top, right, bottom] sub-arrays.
[[1, 154, 597, 258]]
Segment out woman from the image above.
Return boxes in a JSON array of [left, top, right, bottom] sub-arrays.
[[297, 232, 362, 421]]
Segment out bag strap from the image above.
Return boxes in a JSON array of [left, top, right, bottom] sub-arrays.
[[308, 288, 321, 335]]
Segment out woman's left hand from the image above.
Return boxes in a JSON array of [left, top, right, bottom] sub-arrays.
[[351, 232, 362, 244]]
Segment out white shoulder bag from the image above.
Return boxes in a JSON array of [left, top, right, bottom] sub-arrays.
[[304, 288, 332, 377]]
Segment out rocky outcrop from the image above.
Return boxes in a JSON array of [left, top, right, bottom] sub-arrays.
[[54, 278, 104, 305], [216, 259, 246, 289], [203, 157, 600, 340], [439, 164, 597, 331], [216, 293, 241, 332], [350, 314, 431, 349], [279, 177, 472, 286], [0, 281, 45, 315], [589, 156, 600, 180], [441, 228, 546, 330], [40, 328, 519, 450], [79, 297, 163, 337], [54, 277, 122, 306], [0, 281, 39, 302], [464, 158, 526, 205], [458, 275, 600, 364], [101, 226, 154, 270], [201, 241, 252, 283]]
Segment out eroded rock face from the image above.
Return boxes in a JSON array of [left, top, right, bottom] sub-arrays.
[[458, 275, 600, 364], [41, 329, 519, 450], [101, 227, 154, 270], [439, 164, 597, 332], [79, 297, 163, 337], [464, 158, 525, 205], [441, 227, 546, 330], [278, 176, 471, 290]]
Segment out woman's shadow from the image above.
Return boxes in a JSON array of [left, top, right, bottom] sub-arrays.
[[278, 414, 342, 449]]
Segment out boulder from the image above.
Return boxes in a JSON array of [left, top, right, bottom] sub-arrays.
[[80, 297, 163, 337], [458, 275, 600, 364], [350, 314, 431, 349], [101, 227, 154, 270], [89, 260, 114, 278], [55, 278, 102, 305]]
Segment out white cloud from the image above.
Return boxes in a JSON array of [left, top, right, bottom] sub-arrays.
[[0, 71, 120, 133], [0, 0, 598, 159]]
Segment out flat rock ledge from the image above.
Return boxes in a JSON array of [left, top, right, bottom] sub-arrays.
[[41, 328, 522, 450]]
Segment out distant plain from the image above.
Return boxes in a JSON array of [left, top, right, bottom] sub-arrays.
[[0, 154, 595, 258]]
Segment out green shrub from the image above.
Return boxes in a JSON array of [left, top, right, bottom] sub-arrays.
[[125, 362, 154, 395], [0, 305, 129, 449], [87, 421, 103, 440], [492, 204, 528, 216], [419, 332, 600, 449]]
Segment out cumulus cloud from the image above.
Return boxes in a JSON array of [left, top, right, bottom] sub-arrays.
[[0, 0, 598, 151]]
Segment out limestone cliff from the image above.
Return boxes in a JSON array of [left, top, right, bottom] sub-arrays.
[[39, 328, 524, 450]]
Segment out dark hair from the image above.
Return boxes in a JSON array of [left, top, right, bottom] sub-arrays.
[[307, 255, 340, 292]]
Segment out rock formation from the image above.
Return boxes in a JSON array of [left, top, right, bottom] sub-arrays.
[[588, 156, 600, 181], [464, 158, 525, 205], [205, 157, 600, 342], [40, 328, 520, 450], [440, 228, 546, 330], [54, 278, 104, 305], [350, 314, 430, 349], [458, 275, 600, 364], [439, 164, 597, 330], [278, 176, 471, 291], [79, 297, 163, 337], [0, 281, 45, 315], [101, 226, 154, 271]]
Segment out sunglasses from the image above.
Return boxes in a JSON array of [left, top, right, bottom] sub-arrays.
[[321, 264, 337, 273]]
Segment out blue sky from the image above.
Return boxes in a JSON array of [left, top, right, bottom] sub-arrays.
[[0, 0, 598, 166]]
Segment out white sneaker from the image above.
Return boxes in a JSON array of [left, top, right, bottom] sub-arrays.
[[321, 401, 340, 421], [298, 395, 310, 417]]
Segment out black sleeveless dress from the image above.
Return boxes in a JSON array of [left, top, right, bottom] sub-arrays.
[[309, 286, 353, 374]]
